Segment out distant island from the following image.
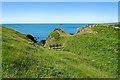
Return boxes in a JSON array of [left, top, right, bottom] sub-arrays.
[[60, 24, 63, 25]]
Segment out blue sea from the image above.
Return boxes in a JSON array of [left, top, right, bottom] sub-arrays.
[[2, 24, 89, 42]]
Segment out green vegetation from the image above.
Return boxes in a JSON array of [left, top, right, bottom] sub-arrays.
[[45, 23, 119, 78], [45, 28, 70, 47], [0, 25, 2, 79], [64, 26, 119, 77], [2, 23, 119, 78], [48, 31, 60, 40]]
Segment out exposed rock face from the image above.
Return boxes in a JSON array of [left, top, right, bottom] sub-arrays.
[[40, 40, 46, 44], [76, 27, 86, 33], [76, 25, 95, 33], [69, 33, 74, 35], [53, 28, 62, 31], [76, 28, 80, 33], [26, 34, 38, 43]]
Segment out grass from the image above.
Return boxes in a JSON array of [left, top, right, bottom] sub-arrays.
[[45, 23, 119, 78], [2, 23, 119, 78], [45, 28, 70, 47], [64, 27, 119, 77], [48, 30, 60, 40], [0, 25, 2, 79]]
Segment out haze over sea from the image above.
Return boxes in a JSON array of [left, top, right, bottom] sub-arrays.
[[2, 24, 92, 42]]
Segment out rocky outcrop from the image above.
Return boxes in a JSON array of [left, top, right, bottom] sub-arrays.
[[69, 33, 74, 35], [76, 23, 119, 33], [53, 28, 62, 31], [76, 24, 98, 33], [39, 40, 46, 45], [26, 34, 38, 43]]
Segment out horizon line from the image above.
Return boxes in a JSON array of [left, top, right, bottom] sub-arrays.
[[1, 22, 118, 24]]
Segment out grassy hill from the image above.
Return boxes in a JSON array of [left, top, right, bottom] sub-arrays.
[[45, 23, 119, 78], [45, 28, 70, 47], [1, 23, 119, 78], [0, 25, 2, 79]]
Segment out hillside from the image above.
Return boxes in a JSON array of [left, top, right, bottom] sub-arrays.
[[1, 23, 119, 78], [45, 28, 70, 47], [45, 23, 119, 78], [0, 25, 1, 79]]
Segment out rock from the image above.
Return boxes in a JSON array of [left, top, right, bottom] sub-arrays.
[[76, 28, 80, 33], [53, 28, 62, 31], [40, 40, 46, 44], [26, 34, 38, 43], [69, 33, 74, 35]]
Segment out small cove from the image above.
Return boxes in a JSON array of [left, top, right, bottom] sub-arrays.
[[2, 23, 89, 42]]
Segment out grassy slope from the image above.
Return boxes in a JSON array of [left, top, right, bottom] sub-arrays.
[[2, 25, 114, 78], [45, 23, 119, 78], [45, 28, 70, 47], [0, 25, 2, 79]]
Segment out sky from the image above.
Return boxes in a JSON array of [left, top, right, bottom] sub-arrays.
[[2, 2, 118, 23], [1, 0, 120, 2]]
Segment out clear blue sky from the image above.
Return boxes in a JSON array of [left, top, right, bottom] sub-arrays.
[[2, 2, 118, 23]]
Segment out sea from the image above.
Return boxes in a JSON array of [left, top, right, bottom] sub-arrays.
[[2, 24, 90, 42]]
